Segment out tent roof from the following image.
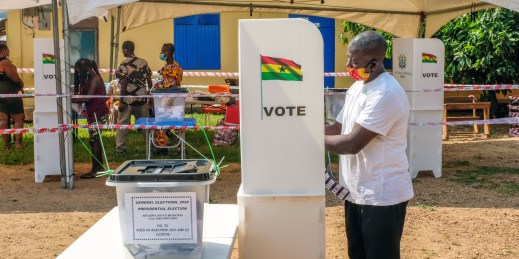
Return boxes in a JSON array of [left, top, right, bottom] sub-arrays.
[[0, 0, 52, 12], [67, 0, 519, 38]]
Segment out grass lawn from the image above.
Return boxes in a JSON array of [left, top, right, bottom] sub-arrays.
[[0, 113, 240, 166]]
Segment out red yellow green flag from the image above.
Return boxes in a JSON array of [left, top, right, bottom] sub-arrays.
[[42, 53, 56, 64], [261, 56, 302, 81], [422, 53, 437, 63]]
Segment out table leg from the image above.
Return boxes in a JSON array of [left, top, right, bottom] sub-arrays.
[[483, 108, 490, 138], [181, 130, 186, 159], [146, 129, 151, 160]]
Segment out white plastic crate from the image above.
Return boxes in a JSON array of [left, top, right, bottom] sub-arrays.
[[407, 110, 443, 178], [237, 187, 325, 259]]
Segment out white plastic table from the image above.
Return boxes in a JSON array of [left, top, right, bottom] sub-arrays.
[[57, 204, 238, 259]]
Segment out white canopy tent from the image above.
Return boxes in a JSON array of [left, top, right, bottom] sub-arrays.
[[0, 0, 52, 12], [67, 0, 519, 37]]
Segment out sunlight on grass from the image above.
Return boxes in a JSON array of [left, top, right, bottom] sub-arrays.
[[451, 166, 519, 195], [0, 114, 239, 165]]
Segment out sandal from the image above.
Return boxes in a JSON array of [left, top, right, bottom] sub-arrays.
[[79, 172, 97, 179]]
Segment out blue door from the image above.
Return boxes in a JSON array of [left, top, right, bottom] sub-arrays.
[[289, 15, 335, 88]]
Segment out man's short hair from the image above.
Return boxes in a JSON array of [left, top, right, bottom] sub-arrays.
[[163, 43, 175, 55], [122, 41, 135, 52], [0, 43, 8, 52], [349, 31, 387, 58]]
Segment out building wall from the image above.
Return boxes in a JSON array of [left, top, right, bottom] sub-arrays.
[[10, 8, 511, 99], [7, 9, 351, 90]]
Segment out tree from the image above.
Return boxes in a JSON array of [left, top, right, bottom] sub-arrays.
[[342, 8, 519, 117], [433, 8, 519, 118], [340, 21, 395, 58]]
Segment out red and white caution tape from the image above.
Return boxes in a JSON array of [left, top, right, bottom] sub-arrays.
[[409, 117, 519, 127], [0, 93, 70, 98], [17, 68, 353, 77], [0, 124, 240, 135], [444, 84, 519, 91], [71, 93, 239, 99], [2, 117, 519, 134], [62, 124, 240, 131]]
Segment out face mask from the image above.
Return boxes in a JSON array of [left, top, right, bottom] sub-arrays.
[[159, 53, 167, 61], [347, 60, 375, 81], [347, 67, 370, 81]]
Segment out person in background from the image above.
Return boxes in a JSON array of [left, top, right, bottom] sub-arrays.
[[156, 43, 183, 89], [107, 79, 121, 125], [324, 31, 413, 259], [0, 43, 25, 150], [72, 58, 109, 179], [115, 41, 152, 154]]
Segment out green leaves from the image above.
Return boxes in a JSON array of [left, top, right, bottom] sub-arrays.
[[434, 8, 519, 118], [434, 8, 519, 86], [340, 21, 395, 58]]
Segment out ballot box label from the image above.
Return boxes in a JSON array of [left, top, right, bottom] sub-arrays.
[[124, 192, 198, 243]]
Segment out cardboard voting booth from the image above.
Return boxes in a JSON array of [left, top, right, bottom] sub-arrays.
[[33, 38, 69, 183], [238, 19, 326, 259], [393, 38, 445, 178]]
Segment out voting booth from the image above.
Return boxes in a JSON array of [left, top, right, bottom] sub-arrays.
[[238, 19, 326, 259], [33, 38, 70, 183], [393, 39, 445, 178]]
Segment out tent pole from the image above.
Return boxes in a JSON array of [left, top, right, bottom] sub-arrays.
[[113, 6, 121, 77], [418, 12, 426, 38], [109, 15, 115, 82], [52, 0, 67, 189], [62, 0, 75, 189]]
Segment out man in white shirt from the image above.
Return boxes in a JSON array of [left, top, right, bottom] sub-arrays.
[[325, 31, 414, 259]]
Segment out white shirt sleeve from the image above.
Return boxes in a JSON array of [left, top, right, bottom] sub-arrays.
[[356, 91, 404, 136], [335, 104, 344, 123]]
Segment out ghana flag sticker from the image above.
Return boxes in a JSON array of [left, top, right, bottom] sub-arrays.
[[42, 53, 56, 64], [422, 53, 437, 63], [261, 55, 302, 81]]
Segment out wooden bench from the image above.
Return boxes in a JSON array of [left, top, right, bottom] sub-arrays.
[[442, 96, 490, 140]]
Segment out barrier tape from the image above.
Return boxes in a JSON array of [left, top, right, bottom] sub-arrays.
[[325, 172, 350, 200], [0, 93, 239, 98], [409, 117, 519, 127], [18, 68, 353, 77], [72, 93, 239, 99], [0, 124, 240, 135], [2, 117, 518, 135], [510, 96, 519, 101]]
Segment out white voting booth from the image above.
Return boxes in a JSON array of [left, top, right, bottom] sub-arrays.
[[393, 39, 445, 178], [238, 19, 326, 259], [33, 38, 69, 183]]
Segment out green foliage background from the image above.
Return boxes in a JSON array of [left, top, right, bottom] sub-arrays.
[[342, 8, 519, 117]]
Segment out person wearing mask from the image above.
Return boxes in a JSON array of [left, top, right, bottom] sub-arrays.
[[72, 58, 109, 179], [325, 31, 413, 259], [0, 43, 25, 150], [115, 41, 152, 154], [156, 43, 183, 89]]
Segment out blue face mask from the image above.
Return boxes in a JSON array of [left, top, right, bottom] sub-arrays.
[[159, 53, 167, 61]]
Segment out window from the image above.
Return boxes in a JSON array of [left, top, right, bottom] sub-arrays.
[[70, 18, 98, 63], [174, 14, 221, 70]]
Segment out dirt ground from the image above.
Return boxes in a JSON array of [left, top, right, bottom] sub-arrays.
[[1, 131, 519, 259]]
